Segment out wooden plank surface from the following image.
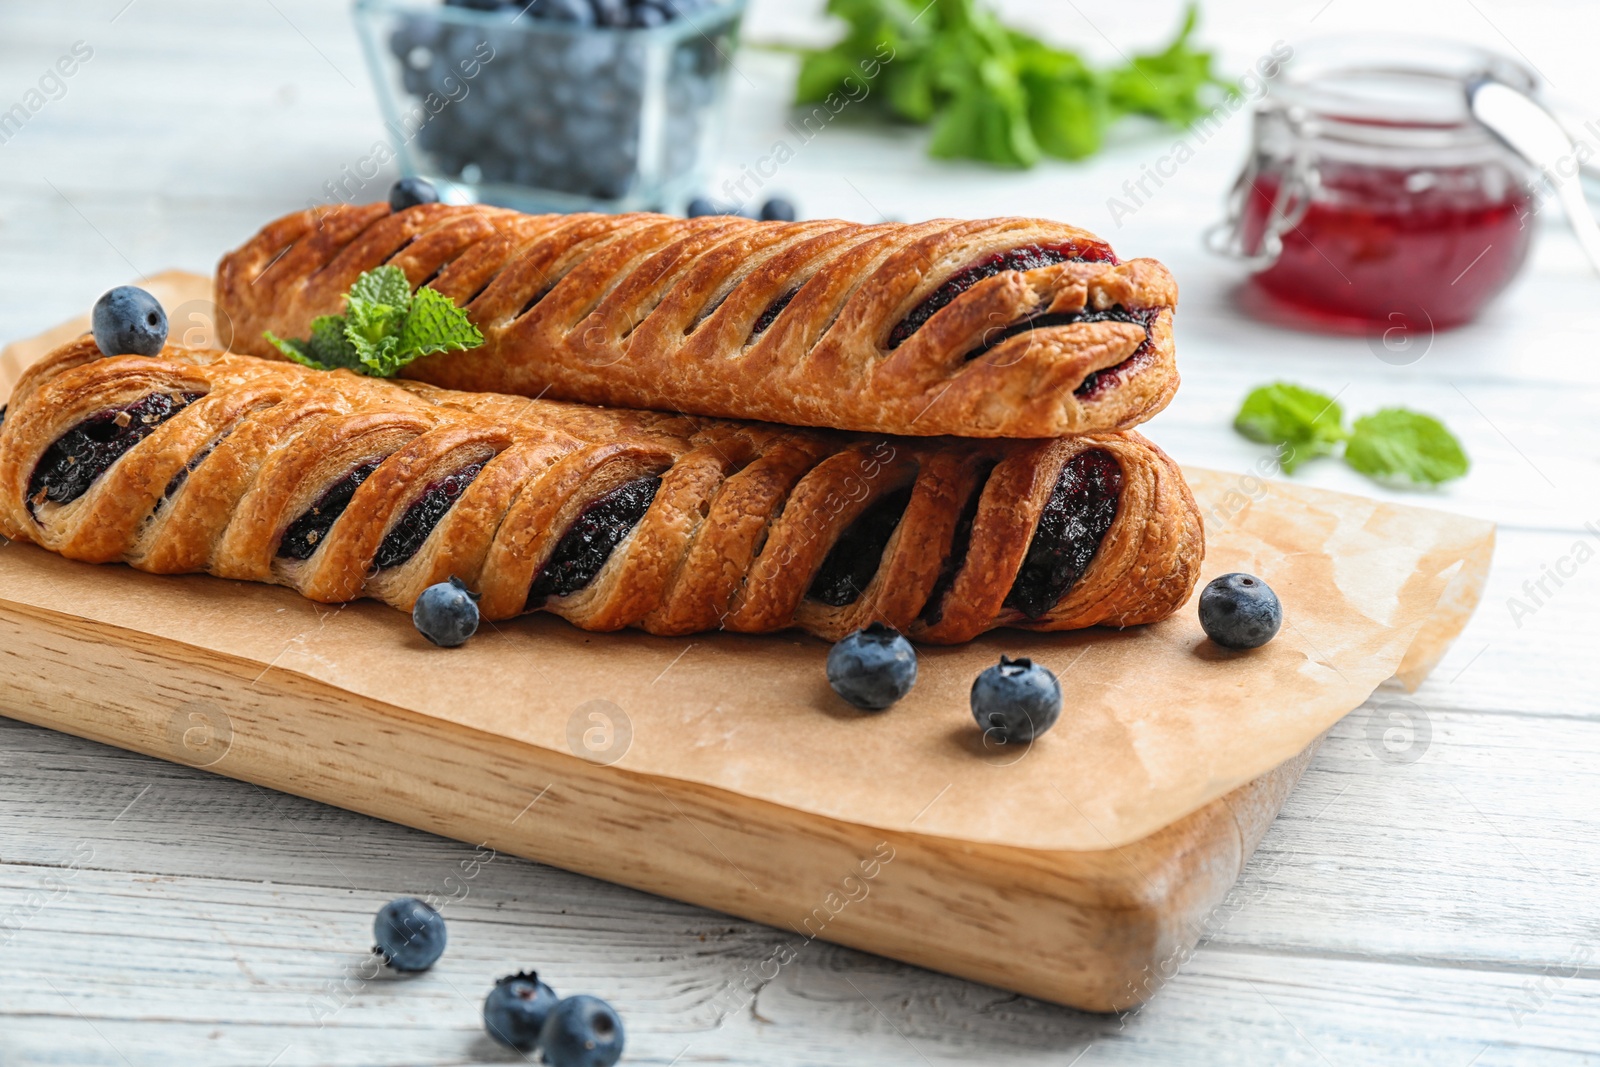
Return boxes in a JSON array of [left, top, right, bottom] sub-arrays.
[[2, 0, 1598, 1064]]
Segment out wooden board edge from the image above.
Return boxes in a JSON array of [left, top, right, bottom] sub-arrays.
[[0, 595, 1313, 1013]]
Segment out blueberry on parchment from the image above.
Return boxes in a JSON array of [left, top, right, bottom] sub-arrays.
[[1198, 573, 1282, 650], [826, 622, 917, 711]]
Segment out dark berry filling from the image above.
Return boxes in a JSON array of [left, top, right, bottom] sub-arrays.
[[527, 475, 660, 605], [807, 486, 914, 607], [1004, 449, 1123, 619], [918, 463, 996, 626], [886, 242, 1117, 350], [1071, 307, 1160, 399], [27, 393, 201, 513], [277, 460, 382, 560], [749, 288, 798, 340], [0, 404, 8, 429], [162, 433, 231, 501], [373, 462, 485, 570]]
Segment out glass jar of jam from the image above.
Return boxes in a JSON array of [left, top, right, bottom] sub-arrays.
[[1209, 39, 1540, 331]]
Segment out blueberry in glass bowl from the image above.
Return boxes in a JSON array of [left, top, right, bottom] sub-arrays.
[[353, 0, 747, 213]]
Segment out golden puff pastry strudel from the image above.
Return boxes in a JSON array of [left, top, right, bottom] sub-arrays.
[[0, 341, 1202, 643], [215, 203, 1180, 439]]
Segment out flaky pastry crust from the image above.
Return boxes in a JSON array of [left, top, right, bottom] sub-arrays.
[[0, 341, 1201, 643], [215, 203, 1179, 438]]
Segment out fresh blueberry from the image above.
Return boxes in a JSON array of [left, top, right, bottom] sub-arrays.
[[413, 577, 481, 648], [373, 897, 446, 971], [1198, 573, 1282, 650], [483, 971, 560, 1053], [390, 176, 440, 211], [91, 286, 168, 358], [826, 622, 917, 711], [540, 995, 625, 1067], [758, 197, 797, 222], [589, 0, 630, 25], [628, 1, 670, 28], [686, 196, 724, 218], [971, 656, 1062, 744], [528, 0, 596, 23]]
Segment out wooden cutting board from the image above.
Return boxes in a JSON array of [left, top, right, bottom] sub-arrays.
[[0, 275, 1492, 1012]]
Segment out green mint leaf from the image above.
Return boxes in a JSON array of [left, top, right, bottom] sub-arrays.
[[264, 330, 322, 368], [1233, 383, 1347, 473], [1107, 4, 1229, 126], [344, 296, 406, 351], [264, 314, 364, 372], [1014, 40, 1108, 160], [796, 47, 864, 104], [347, 265, 413, 314], [1345, 408, 1470, 486], [396, 285, 485, 362], [349, 330, 404, 377], [307, 314, 363, 370]]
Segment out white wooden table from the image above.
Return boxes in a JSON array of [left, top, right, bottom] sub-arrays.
[[2, 1, 1598, 1063]]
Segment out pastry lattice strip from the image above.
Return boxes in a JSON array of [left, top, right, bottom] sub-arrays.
[[216, 203, 1180, 439], [0, 342, 1202, 643]]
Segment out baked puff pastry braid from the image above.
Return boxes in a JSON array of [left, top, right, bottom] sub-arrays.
[[0, 341, 1202, 643], [214, 202, 1180, 438]]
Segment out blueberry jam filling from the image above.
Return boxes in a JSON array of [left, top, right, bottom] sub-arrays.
[[1004, 449, 1123, 619], [373, 462, 485, 570], [527, 475, 661, 605], [162, 432, 231, 501], [807, 485, 914, 607], [962, 304, 1156, 368], [277, 460, 382, 560], [886, 242, 1117, 350], [918, 464, 996, 626], [749, 289, 798, 340], [27, 393, 201, 513]]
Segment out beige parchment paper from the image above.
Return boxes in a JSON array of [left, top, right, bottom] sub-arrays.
[[0, 273, 1496, 852]]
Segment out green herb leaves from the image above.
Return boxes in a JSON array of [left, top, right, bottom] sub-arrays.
[[1345, 409, 1471, 486], [793, 0, 1228, 168], [264, 266, 483, 378], [1233, 382, 1347, 473], [1233, 383, 1470, 488]]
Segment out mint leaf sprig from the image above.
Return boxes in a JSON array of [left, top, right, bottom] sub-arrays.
[[1233, 382, 1469, 488], [265, 265, 483, 378], [791, 0, 1230, 168]]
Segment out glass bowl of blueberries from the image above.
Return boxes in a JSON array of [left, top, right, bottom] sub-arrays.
[[353, 0, 747, 213]]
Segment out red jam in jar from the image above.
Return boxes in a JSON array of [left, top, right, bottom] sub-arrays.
[[1213, 39, 1539, 330]]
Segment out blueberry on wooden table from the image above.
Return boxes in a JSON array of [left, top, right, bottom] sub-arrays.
[[540, 994, 626, 1067], [1199, 573, 1282, 650], [686, 195, 732, 217], [826, 622, 918, 711], [413, 577, 481, 647], [483, 971, 560, 1052], [971, 656, 1062, 745], [389, 175, 439, 211], [372, 897, 447, 971], [91, 286, 168, 358], [758, 196, 797, 222]]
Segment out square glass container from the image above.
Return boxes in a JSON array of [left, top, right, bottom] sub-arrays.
[[352, 0, 747, 213]]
